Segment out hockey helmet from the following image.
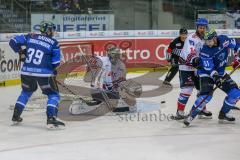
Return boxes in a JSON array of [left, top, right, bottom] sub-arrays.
[[39, 21, 56, 36], [179, 27, 188, 35], [204, 28, 217, 40], [107, 46, 121, 57], [196, 18, 208, 26]]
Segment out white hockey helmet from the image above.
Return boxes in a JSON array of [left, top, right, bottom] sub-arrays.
[[107, 46, 121, 57]]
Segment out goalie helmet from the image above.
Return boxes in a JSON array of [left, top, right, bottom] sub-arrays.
[[107, 46, 122, 64], [107, 46, 121, 57], [39, 21, 56, 37]]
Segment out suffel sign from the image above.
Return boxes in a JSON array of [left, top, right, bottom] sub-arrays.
[[31, 14, 115, 32]]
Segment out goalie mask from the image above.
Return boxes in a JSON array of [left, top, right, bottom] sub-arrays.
[[107, 46, 121, 65]]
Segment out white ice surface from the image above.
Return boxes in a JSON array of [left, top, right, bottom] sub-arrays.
[[0, 72, 240, 160]]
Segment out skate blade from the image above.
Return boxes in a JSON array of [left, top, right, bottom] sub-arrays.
[[183, 123, 191, 128], [11, 121, 22, 126], [198, 115, 212, 119], [47, 124, 65, 130], [218, 120, 235, 124]]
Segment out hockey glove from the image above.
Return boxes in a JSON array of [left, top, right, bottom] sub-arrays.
[[232, 55, 240, 69], [165, 53, 172, 62], [212, 73, 223, 87], [19, 49, 27, 62], [191, 57, 200, 69]]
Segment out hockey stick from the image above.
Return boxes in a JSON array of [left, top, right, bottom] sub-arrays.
[[189, 63, 240, 117], [55, 79, 100, 106]]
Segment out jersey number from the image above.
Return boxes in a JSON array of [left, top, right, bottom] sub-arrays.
[[25, 48, 44, 65], [203, 61, 210, 67]]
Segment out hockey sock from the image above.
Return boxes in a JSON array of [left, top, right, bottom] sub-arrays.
[[46, 93, 60, 117], [177, 93, 190, 111], [190, 95, 212, 118], [15, 90, 33, 114], [220, 97, 235, 114]]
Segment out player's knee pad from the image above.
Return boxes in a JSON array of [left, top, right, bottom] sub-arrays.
[[47, 93, 60, 108], [225, 88, 240, 105], [16, 90, 33, 107]]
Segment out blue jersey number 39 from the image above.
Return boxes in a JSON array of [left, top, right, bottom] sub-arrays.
[[25, 48, 44, 65]]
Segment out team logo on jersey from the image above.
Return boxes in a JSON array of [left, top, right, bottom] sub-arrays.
[[189, 40, 195, 46], [176, 43, 181, 47]]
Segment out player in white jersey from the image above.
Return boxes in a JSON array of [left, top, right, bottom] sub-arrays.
[[173, 18, 212, 120]]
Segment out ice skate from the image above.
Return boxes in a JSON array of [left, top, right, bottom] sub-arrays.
[[218, 112, 235, 124], [198, 109, 212, 119], [170, 110, 187, 120], [11, 107, 23, 125], [47, 117, 65, 130], [183, 116, 193, 127]]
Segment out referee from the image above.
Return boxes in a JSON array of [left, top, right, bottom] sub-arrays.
[[163, 27, 188, 86]]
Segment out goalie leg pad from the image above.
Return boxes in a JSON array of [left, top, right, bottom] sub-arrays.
[[119, 80, 142, 98]]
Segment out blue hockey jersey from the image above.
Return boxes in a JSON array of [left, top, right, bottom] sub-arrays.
[[198, 35, 240, 77], [9, 33, 61, 77]]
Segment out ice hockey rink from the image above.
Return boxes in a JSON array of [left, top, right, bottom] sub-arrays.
[[0, 71, 240, 160]]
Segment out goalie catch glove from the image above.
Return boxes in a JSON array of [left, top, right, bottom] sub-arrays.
[[19, 49, 27, 62]]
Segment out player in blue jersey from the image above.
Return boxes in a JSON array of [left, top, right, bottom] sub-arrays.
[[183, 28, 240, 126], [9, 21, 65, 129]]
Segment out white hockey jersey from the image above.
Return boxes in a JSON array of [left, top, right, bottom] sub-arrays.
[[91, 56, 126, 90], [179, 32, 205, 71]]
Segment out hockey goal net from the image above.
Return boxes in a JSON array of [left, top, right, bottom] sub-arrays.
[[10, 42, 94, 111]]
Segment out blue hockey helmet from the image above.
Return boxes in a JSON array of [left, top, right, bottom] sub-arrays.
[[196, 18, 208, 27], [204, 28, 217, 40], [39, 21, 56, 36]]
